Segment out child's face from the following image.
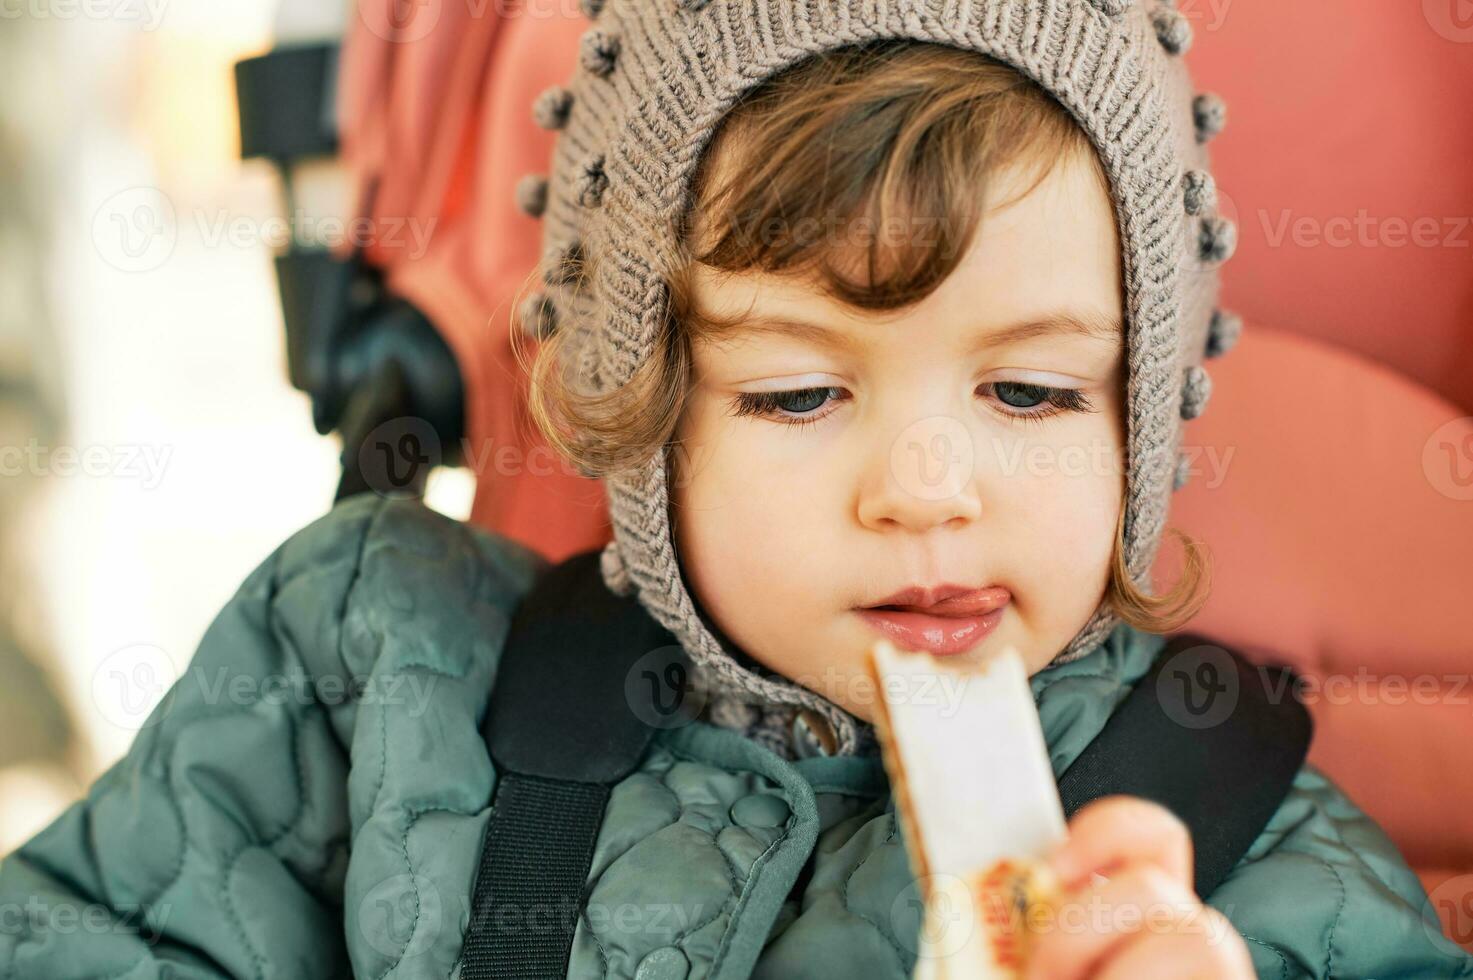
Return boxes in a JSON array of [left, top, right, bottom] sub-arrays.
[[670, 150, 1126, 724]]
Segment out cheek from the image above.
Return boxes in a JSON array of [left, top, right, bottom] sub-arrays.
[[671, 396, 833, 633], [675, 391, 837, 529], [989, 413, 1122, 593], [677, 412, 789, 536], [1011, 468, 1118, 571]]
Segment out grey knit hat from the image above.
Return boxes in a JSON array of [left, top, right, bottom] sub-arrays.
[[517, 0, 1240, 758]]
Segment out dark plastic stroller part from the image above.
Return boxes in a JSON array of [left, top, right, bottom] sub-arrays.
[[326, 269, 467, 503], [235, 43, 339, 162], [236, 42, 340, 248], [234, 41, 468, 505], [333, 356, 429, 502], [273, 249, 335, 393]]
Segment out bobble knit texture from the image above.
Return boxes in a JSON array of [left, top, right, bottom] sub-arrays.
[[522, 0, 1240, 759]]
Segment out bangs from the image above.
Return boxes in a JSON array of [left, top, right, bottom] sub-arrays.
[[673, 39, 1104, 327]]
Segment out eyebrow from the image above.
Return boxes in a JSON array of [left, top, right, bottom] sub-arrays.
[[701, 308, 1123, 353]]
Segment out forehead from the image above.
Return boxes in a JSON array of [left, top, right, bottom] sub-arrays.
[[688, 151, 1124, 352]]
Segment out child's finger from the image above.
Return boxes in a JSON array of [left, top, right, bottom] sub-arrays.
[[1024, 863, 1197, 980], [1045, 795, 1194, 892]]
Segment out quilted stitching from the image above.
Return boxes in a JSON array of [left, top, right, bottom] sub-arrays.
[[0, 496, 544, 980], [750, 797, 914, 980], [0, 498, 379, 979], [339, 501, 543, 979], [567, 744, 795, 978]]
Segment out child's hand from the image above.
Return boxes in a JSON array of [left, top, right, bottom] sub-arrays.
[[1023, 796, 1254, 980]]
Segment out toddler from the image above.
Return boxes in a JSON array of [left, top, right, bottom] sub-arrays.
[[3, 2, 1471, 978]]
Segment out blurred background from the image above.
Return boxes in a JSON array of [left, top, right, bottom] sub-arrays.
[[0, 0, 482, 851], [0, 0, 1471, 950]]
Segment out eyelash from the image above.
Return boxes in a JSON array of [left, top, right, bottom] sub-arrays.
[[730, 383, 1096, 429]]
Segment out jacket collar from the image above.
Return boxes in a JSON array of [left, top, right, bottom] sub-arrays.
[[683, 623, 1167, 794], [1031, 622, 1167, 778]]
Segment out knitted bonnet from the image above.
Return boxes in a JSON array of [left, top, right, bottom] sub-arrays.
[[516, 0, 1240, 759]]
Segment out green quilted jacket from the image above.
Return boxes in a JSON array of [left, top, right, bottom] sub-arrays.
[[2, 495, 1469, 979]]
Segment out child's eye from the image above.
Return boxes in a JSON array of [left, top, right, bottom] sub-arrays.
[[730, 387, 847, 427], [981, 381, 1096, 423], [731, 381, 1095, 429]]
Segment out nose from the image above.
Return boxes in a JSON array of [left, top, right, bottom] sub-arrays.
[[856, 417, 983, 533]]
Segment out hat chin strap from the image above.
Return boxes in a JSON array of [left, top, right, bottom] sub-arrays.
[[1050, 604, 1123, 668]]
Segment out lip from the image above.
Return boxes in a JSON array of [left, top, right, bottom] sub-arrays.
[[863, 584, 1012, 617], [855, 585, 1011, 657], [855, 605, 1007, 657]]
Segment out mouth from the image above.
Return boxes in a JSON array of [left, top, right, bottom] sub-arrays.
[[855, 587, 1011, 657]]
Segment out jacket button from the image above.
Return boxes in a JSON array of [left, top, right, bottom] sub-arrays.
[[791, 707, 837, 758], [730, 792, 791, 829], [635, 945, 689, 980]]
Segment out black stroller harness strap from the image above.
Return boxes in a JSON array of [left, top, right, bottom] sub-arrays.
[[461, 549, 683, 980], [460, 549, 1312, 976], [1056, 631, 1313, 898]]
